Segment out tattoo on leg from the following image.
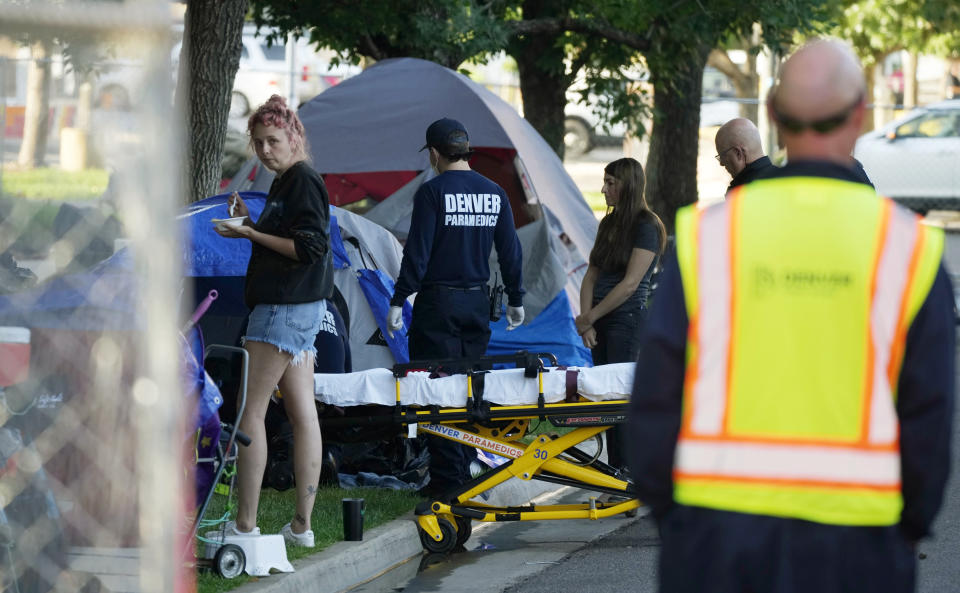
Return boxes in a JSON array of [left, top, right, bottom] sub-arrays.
[[302, 485, 317, 500], [295, 513, 306, 527]]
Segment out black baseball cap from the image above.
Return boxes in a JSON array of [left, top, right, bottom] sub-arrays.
[[419, 118, 470, 152]]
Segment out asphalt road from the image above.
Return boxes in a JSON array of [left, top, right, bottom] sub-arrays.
[[503, 519, 659, 593]]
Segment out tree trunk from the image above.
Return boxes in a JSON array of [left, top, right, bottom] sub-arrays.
[[509, 0, 570, 159], [75, 72, 93, 132], [17, 39, 52, 169], [903, 51, 918, 109], [645, 45, 710, 235], [862, 64, 876, 134], [177, 0, 248, 203], [741, 50, 758, 123], [514, 49, 568, 159], [707, 49, 759, 124]]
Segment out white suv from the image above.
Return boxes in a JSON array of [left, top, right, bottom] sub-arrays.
[[855, 100, 960, 213]]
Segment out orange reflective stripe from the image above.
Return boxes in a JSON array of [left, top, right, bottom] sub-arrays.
[[678, 429, 899, 451], [867, 204, 918, 445], [860, 200, 891, 443], [887, 220, 926, 391], [681, 312, 699, 436], [722, 193, 741, 434], [675, 440, 901, 488]]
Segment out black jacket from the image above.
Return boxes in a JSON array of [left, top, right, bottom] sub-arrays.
[[244, 161, 333, 308], [727, 155, 776, 193]]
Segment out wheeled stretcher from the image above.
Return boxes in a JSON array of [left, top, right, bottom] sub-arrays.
[[313, 352, 640, 554]]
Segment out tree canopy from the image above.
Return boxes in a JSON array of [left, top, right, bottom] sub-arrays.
[[249, 0, 834, 228]]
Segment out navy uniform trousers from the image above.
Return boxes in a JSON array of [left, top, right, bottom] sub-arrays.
[[658, 505, 916, 593], [408, 286, 490, 495]]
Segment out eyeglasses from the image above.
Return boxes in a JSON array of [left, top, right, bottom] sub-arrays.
[[772, 92, 864, 134], [714, 146, 738, 162]]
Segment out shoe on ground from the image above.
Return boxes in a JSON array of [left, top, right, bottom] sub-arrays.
[[281, 522, 315, 547], [224, 520, 260, 536]]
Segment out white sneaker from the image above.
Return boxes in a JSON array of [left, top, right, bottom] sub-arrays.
[[281, 522, 315, 547], [224, 520, 260, 536]]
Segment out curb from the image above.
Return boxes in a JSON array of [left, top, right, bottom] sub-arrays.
[[232, 476, 563, 593], [230, 519, 421, 593]]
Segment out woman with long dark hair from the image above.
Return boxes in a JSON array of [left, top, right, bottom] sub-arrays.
[[576, 157, 665, 473]]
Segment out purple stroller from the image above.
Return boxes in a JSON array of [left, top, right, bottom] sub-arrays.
[[181, 290, 251, 578]]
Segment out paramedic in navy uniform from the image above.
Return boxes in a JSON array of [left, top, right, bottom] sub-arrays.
[[387, 118, 525, 496]]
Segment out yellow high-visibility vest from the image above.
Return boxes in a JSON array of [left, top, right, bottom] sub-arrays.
[[673, 177, 943, 526]]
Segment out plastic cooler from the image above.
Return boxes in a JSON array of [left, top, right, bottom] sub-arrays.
[[0, 327, 30, 387]]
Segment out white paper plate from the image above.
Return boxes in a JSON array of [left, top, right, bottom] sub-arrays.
[[211, 217, 246, 231]]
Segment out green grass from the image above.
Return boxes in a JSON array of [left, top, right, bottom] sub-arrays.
[[195, 486, 421, 593], [583, 191, 608, 215], [0, 167, 111, 257], [1, 167, 109, 201], [521, 419, 575, 444]]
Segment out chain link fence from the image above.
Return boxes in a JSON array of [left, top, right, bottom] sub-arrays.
[[0, 2, 184, 592]]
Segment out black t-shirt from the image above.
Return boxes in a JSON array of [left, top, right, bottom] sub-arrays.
[[593, 218, 660, 314]]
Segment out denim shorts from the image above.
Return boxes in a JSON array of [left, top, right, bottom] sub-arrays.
[[242, 300, 327, 366]]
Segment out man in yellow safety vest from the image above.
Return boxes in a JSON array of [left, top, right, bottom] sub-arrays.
[[628, 39, 955, 593]]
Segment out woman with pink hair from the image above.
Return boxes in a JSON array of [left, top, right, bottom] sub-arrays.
[[215, 95, 332, 547]]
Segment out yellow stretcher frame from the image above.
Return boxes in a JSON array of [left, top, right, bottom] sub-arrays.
[[375, 352, 641, 554]]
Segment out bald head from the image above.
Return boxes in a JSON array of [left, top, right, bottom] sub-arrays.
[[770, 39, 866, 162], [715, 118, 765, 177], [776, 39, 864, 121]]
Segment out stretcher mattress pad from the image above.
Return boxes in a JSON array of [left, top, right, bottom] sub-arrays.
[[313, 362, 635, 408]]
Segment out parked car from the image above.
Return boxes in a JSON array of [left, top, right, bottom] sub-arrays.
[[169, 27, 359, 118], [230, 28, 359, 117], [855, 100, 960, 213], [564, 98, 628, 159], [562, 66, 738, 159]]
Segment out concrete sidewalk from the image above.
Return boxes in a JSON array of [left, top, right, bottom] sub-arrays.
[[231, 476, 563, 593]]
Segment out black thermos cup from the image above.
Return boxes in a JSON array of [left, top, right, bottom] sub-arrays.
[[342, 498, 365, 541]]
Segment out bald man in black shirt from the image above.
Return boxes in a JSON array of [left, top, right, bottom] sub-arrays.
[[715, 117, 776, 195]]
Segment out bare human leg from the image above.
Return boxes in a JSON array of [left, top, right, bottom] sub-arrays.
[[277, 350, 322, 534], [235, 341, 292, 533]]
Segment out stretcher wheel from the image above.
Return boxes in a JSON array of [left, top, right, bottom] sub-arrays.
[[419, 517, 457, 554], [214, 543, 246, 579], [454, 515, 472, 547]]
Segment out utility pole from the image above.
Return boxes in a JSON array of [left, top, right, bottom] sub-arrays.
[[285, 31, 296, 108]]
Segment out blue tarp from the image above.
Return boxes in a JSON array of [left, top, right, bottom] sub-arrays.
[[181, 191, 350, 277], [356, 269, 412, 363], [487, 291, 592, 367]]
